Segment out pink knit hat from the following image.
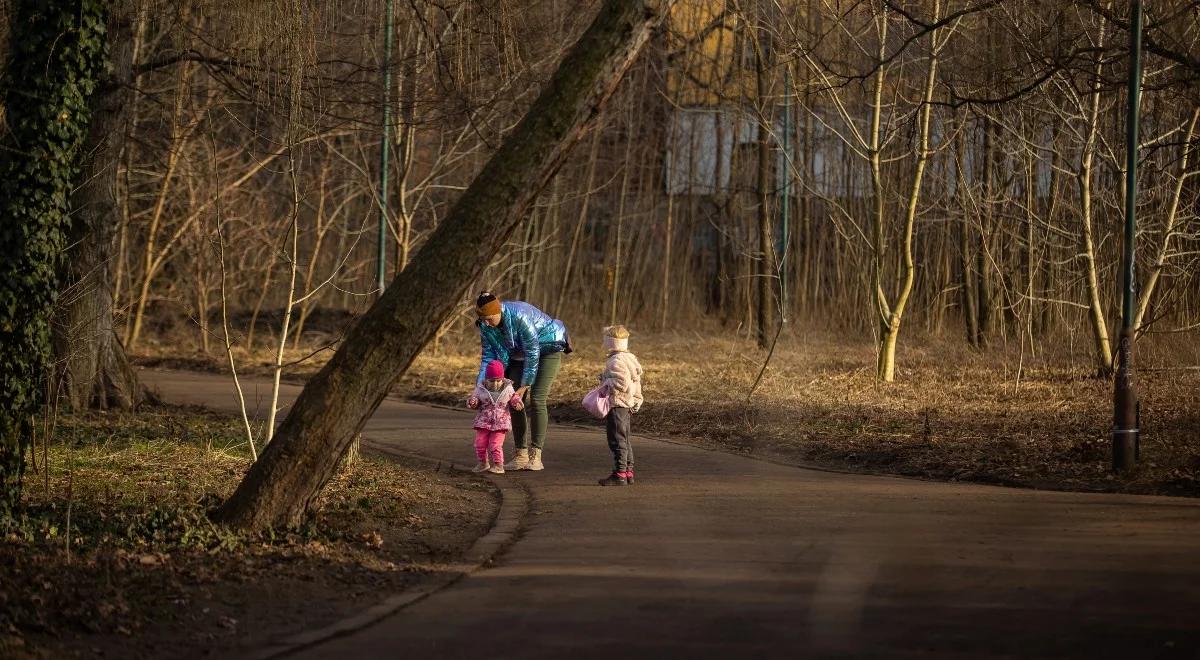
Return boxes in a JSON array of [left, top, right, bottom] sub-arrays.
[[485, 360, 505, 380]]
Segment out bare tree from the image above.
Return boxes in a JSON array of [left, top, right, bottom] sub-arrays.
[[215, 0, 677, 530]]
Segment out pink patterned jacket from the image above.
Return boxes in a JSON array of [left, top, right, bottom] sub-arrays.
[[470, 379, 517, 431]]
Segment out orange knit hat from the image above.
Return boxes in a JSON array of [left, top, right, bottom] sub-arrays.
[[475, 291, 502, 317]]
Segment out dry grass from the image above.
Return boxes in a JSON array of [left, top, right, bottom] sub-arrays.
[[398, 326, 1200, 496], [134, 322, 1200, 496], [2, 406, 495, 657]]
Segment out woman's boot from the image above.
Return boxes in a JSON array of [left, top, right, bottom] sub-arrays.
[[527, 448, 544, 471], [505, 448, 530, 471]]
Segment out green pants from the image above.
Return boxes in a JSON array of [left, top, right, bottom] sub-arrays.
[[505, 351, 562, 450]]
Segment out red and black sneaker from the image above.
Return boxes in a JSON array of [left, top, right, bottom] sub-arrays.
[[623, 470, 635, 485]]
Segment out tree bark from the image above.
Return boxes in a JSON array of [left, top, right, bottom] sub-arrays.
[[215, 0, 675, 531], [1134, 107, 1199, 332], [753, 4, 775, 349], [878, 0, 942, 382], [610, 118, 635, 325], [555, 129, 602, 317], [955, 116, 980, 347], [868, 11, 890, 366], [976, 118, 996, 347], [1, 0, 106, 519], [1078, 19, 1113, 375], [52, 0, 145, 411]]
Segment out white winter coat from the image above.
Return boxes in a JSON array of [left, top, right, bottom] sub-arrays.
[[601, 350, 643, 411]]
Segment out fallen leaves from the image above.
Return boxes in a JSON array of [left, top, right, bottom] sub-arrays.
[[361, 531, 384, 550], [5, 406, 496, 657]]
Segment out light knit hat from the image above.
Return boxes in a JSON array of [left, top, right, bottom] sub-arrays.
[[603, 325, 630, 352]]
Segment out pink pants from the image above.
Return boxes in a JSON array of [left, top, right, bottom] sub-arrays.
[[474, 428, 505, 465]]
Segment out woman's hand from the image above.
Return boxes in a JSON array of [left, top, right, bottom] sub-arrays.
[[514, 385, 530, 400], [468, 396, 479, 409], [510, 397, 525, 411]]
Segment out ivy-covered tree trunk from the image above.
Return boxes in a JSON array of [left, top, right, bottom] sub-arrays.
[[216, 0, 676, 530], [0, 0, 106, 519], [52, 0, 145, 412]]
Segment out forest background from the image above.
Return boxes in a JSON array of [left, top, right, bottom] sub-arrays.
[[5, 0, 1200, 496]]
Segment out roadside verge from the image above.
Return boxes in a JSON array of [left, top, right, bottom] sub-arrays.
[[251, 441, 528, 659]]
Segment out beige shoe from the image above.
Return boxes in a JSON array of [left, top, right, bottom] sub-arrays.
[[472, 461, 489, 473], [505, 448, 529, 471], [487, 464, 505, 474], [527, 448, 544, 471]]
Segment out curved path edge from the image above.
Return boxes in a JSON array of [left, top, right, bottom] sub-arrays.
[[140, 369, 1200, 659], [250, 442, 529, 660]]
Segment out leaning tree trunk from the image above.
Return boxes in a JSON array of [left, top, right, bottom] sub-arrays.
[[215, 0, 676, 530], [53, 0, 145, 411], [0, 0, 106, 519]]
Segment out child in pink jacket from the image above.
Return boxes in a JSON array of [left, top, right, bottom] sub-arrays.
[[468, 359, 523, 474]]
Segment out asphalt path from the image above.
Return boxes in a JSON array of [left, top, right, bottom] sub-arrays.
[[141, 368, 1200, 659]]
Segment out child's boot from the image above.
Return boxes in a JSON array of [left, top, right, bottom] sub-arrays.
[[505, 448, 529, 470], [487, 463, 505, 474], [472, 461, 489, 473], [598, 472, 628, 487], [527, 448, 545, 471]]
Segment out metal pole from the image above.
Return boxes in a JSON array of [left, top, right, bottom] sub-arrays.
[[1113, 0, 1142, 472], [779, 67, 791, 323], [376, 0, 394, 296]]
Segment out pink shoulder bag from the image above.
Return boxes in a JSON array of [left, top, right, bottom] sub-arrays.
[[582, 385, 611, 419]]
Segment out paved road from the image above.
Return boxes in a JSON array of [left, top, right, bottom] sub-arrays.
[[142, 369, 1200, 659]]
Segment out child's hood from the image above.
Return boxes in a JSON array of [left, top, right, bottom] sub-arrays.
[[606, 351, 642, 375], [474, 378, 515, 401]]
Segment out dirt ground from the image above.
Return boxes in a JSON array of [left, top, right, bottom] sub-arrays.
[[1, 407, 496, 659], [136, 321, 1200, 497]]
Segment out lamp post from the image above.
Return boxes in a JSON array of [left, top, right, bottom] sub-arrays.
[[376, 0, 394, 297], [1112, 0, 1143, 472]]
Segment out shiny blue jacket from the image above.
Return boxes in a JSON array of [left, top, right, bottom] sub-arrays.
[[477, 301, 569, 386]]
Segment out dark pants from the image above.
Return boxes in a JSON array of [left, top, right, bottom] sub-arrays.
[[606, 407, 633, 473]]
